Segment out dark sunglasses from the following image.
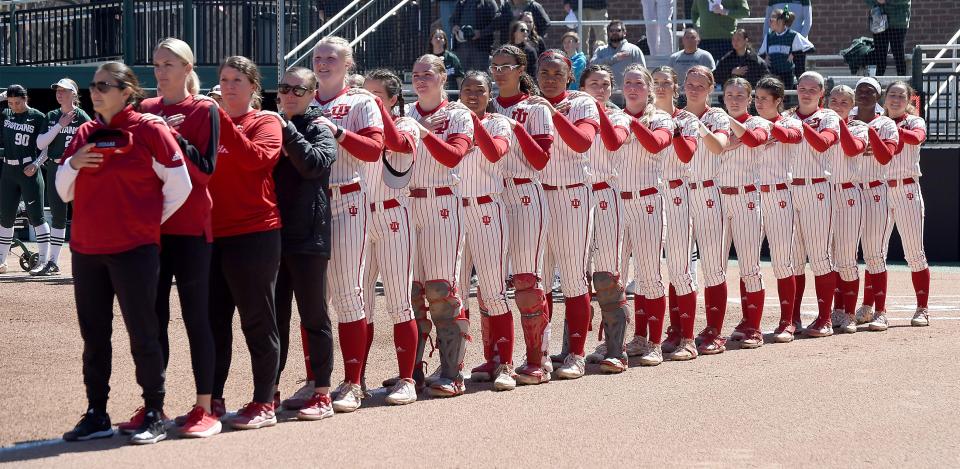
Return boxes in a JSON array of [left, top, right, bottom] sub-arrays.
[[278, 84, 313, 97], [88, 81, 126, 93]]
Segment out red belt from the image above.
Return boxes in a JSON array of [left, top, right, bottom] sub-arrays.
[[409, 186, 454, 198], [720, 184, 756, 195], [668, 179, 684, 189], [370, 198, 401, 212], [887, 177, 916, 187], [508, 177, 533, 186], [592, 181, 612, 192], [325, 181, 362, 197], [542, 182, 585, 191], [621, 187, 658, 199], [838, 182, 857, 190], [462, 195, 494, 207], [688, 179, 715, 190], [760, 183, 788, 193], [864, 180, 884, 189], [791, 177, 827, 186]]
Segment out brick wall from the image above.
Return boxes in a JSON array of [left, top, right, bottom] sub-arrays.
[[540, 0, 959, 56]]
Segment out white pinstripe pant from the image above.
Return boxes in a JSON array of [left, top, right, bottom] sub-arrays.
[[831, 184, 864, 282], [721, 190, 763, 292], [860, 184, 890, 274], [459, 195, 511, 316], [591, 184, 623, 275], [885, 182, 928, 272], [689, 184, 727, 287], [503, 180, 550, 279], [411, 193, 464, 288], [363, 198, 415, 324], [791, 183, 833, 276], [542, 185, 594, 298], [759, 188, 795, 279], [622, 190, 665, 299], [327, 189, 368, 322], [663, 183, 697, 295]]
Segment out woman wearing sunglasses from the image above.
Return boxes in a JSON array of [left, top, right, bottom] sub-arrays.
[[57, 62, 192, 444], [508, 21, 540, 77]]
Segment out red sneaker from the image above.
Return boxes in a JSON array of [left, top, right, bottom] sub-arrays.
[[229, 402, 276, 430], [696, 327, 727, 355], [297, 393, 334, 421], [469, 361, 498, 382], [179, 405, 222, 438]]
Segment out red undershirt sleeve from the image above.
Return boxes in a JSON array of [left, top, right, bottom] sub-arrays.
[[899, 126, 926, 145], [514, 124, 552, 171], [838, 120, 866, 156], [472, 115, 509, 163], [802, 122, 837, 153], [378, 100, 415, 154], [869, 127, 897, 165], [597, 106, 629, 151], [673, 135, 697, 163], [739, 127, 769, 148], [631, 120, 672, 153], [422, 133, 471, 168], [338, 127, 384, 162], [553, 112, 597, 153], [771, 124, 803, 143]]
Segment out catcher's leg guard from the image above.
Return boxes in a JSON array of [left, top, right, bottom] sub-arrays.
[[411, 282, 432, 385], [425, 280, 467, 380], [593, 272, 629, 360], [513, 273, 548, 367]]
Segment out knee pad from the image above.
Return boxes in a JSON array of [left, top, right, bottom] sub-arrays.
[[592, 271, 626, 310], [425, 280, 462, 321]]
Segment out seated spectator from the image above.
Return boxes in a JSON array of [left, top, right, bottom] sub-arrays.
[[690, 0, 751, 62], [759, 7, 813, 89], [668, 28, 716, 87], [714, 28, 770, 87], [430, 29, 465, 91], [521, 12, 547, 55], [451, 0, 500, 73], [590, 19, 646, 89], [562, 31, 587, 90], [498, 0, 551, 43], [508, 20, 540, 77]]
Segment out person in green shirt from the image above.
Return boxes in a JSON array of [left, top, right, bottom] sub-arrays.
[[34, 78, 92, 275], [0, 85, 51, 274], [690, 0, 750, 65], [429, 29, 465, 92], [865, 0, 911, 76]]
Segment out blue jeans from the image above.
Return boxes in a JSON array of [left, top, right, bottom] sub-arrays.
[[439, 1, 457, 41]]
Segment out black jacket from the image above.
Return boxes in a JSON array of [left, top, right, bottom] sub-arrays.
[[451, 0, 500, 53], [274, 107, 337, 257], [713, 49, 771, 87], [497, 1, 551, 41]]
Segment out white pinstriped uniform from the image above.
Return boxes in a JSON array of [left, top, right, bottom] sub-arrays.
[[663, 109, 698, 296], [363, 117, 418, 325], [493, 96, 554, 280], [405, 101, 473, 285], [458, 114, 512, 316], [686, 107, 731, 288], [620, 110, 674, 300], [831, 119, 868, 282], [885, 115, 928, 272], [717, 115, 770, 292], [857, 116, 899, 274], [590, 108, 631, 277], [784, 107, 838, 277], [541, 95, 599, 298], [312, 89, 384, 321], [757, 116, 802, 280]]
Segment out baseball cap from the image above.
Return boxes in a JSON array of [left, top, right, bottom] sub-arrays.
[[381, 151, 414, 189], [6, 84, 27, 98], [855, 77, 882, 95], [50, 79, 78, 94], [209, 85, 222, 96]]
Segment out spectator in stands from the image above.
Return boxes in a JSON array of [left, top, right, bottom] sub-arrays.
[[642, 0, 677, 57], [668, 28, 716, 87], [562, 2, 578, 30], [867, 0, 911, 76], [562, 31, 588, 90], [714, 28, 770, 87], [451, 0, 500, 74], [509, 20, 540, 77], [438, 0, 459, 42], [590, 19, 647, 89], [522, 12, 547, 55], [564, 1, 608, 53], [690, 0, 750, 62], [762, 1, 813, 41], [759, 7, 813, 89], [430, 29, 465, 91], [497, 0, 551, 44]]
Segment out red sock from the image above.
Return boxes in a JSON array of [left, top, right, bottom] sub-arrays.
[[300, 325, 314, 381], [646, 295, 666, 344], [911, 268, 930, 308], [564, 294, 591, 355], [634, 295, 647, 337], [776, 277, 795, 325], [874, 270, 888, 312], [359, 322, 375, 382], [677, 291, 697, 339], [738, 280, 747, 325], [832, 271, 843, 310], [668, 284, 680, 330], [489, 312, 515, 365], [813, 273, 837, 323], [338, 319, 368, 384], [792, 274, 806, 325], [393, 320, 418, 380], [704, 282, 728, 332], [546, 293, 554, 321], [862, 272, 875, 307], [843, 278, 860, 315], [745, 289, 765, 330], [478, 312, 494, 363]]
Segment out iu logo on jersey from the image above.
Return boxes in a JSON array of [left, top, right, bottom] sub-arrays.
[[747, 202, 756, 210], [873, 194, 882, 203], [389, 221, 400, 233], [571, 198, 581, 209], [512, 108, 529, 124], [807, 117, 821, 128], [520, 195, 532, 206], [779, 200, 787, 209], [599, 200, 609, 211], [817, 193, 825, 201], [705, 199, 715, 208], [433, 119, 450, 134], [907, 192, 915, 201], [847, 198, 855, 207], [645, 204, 654, 214], [329, 104, 351, 119], [673, 196, 682, 206], [348, 205, 359, 217], [440, 208, 450, 219], [482, 215, 492, 226]]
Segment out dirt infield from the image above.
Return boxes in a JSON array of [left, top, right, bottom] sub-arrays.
[[1, 244, 959, 467]]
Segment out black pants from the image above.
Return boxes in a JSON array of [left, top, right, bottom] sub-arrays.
[[874, 27, 907, 76], [73, 244, 165, 411], [42, 162, 69, 229], [276, 253, 334, 388], [156, 234, 215, 395], [209, 229, 281, 404]]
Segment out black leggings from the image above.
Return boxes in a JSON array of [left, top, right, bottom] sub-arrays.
[[73, 244, 165, 411], [156, 234, 215, 395], [276, 253, 334, 388], [874, 27, 908, 76], [209, 229, 281, 404]]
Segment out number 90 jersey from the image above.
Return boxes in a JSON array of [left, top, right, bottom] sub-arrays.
[[2, 107, 48, 163]]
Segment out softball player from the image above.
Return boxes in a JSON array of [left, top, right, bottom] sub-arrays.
[[405, 54, 474, 398], [718, 77, 771, 349], [879, 81, 930, 329], [784, 71, 839, 338], [33, 79, 91, 275], [0, 85, 51, 275], [311, 37, 385, 412], [489, 45, 555, 386], [529, 49, 600, 380], [681, 65, 731, 357]]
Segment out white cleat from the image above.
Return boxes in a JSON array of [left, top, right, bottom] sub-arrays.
[[838, 313, 858, 334], [331, 381, 363, 413], [639, 343, 663, 366], [423, 366, 442, 386], [669, 339, 698, 361], [911, 308, 929, 327], [868, 313, 889, 332], [855, 305, 875, 325], [624, 336, 650, 357], [492, 364, 517, 391], [385, 379, 418, 406], [555, 354, 586, 380]]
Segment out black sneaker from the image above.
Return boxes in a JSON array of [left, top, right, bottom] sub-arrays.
[[63, 408, 114, 442], [128, 408, 167, 445], [32, 261, 61, 277]]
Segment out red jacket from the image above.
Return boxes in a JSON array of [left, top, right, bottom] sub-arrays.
[[208, 108, 283, 238], [57, 105, 192, 255]]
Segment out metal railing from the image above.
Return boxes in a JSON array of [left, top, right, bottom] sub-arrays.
[[912, 28, 960, 144]]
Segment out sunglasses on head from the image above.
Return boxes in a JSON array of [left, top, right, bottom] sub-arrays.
[[278, 84, 313, 97], [489, 64, 522, 73], [88, 81, 126, 93]]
